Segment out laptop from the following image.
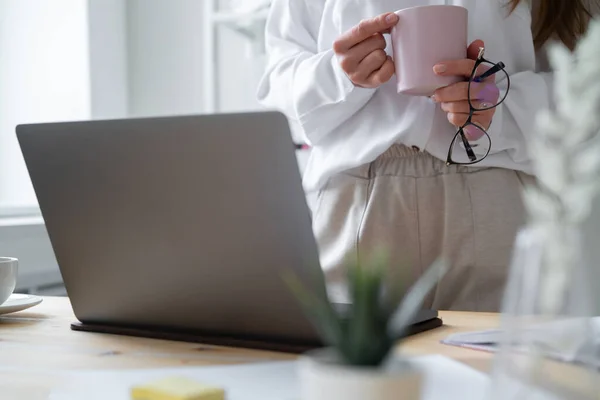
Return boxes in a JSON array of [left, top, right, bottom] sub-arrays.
[[16, 112, 441, 352]]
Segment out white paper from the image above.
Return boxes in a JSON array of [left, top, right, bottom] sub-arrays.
[[49, 355, 491, 400], [49, 361, 299, 400], [442, 317, 600, 368]]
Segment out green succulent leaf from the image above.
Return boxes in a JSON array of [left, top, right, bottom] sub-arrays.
[[388, 258, 449, 338], [282, 272, 344, 348], [284, 251, 447, 368], [342, 261, 391, 366]]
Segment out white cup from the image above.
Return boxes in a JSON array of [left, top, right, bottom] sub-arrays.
[[0, 257, 18, 305]]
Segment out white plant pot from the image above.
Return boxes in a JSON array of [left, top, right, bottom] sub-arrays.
[[298, 349, 423, 400]]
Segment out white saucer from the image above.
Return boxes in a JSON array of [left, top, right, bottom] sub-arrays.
[[0, 294, 43, 315]]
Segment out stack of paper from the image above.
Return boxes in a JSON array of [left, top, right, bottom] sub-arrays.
[[442, 317, 600, 368]]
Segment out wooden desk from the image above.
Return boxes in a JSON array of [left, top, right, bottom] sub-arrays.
[[0, 297, 562, 399], [0, 297, 498, 399]]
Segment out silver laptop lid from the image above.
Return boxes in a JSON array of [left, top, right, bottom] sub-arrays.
[[16, 112, 327, 343]]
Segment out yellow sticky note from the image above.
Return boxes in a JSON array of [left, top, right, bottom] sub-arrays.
[[130, 376, 225, 400]]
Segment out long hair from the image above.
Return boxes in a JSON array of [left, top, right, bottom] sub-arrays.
[[509, 0, 593, 50]]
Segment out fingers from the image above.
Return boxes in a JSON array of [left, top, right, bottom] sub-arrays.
[[452, 120, 487, 141], [433, 82, 470, 102], [441, 101, 470, 114], [467, 39, 485, 60], [433, 59, 475, 78], [333, 13, 399, 53], [437, 38, 493, 140], [448, 61, 493, 82], [341, 34, 387, 68], [471, 114, 492, 132], [351, 51, 394, 87], [447, 112, 493, 130], [433, 39, 492, 82], [433, 81, 500, 103], [433, 59, 491, 80], [350, 50, 387, 80], [463, 124, 486, 140], [335, 16, 396, 88], [440, 100, 497, 113], [447, 113, 469, 127], [366, 56, 395, 87]]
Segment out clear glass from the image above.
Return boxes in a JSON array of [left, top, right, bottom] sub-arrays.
[[488, 225, 600, 400]]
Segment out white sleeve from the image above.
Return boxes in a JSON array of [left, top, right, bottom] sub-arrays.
[[256, 0, 377, 145], [485, 70, 554, 163]]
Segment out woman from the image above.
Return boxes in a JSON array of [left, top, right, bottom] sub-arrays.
[[256, 0, 595, 311]]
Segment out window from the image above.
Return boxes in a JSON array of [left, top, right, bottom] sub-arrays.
[[0, 0, 93, 211], [0, 0, 298, 294], [0, 0, 284, 215]]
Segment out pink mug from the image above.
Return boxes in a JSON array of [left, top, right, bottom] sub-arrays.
[[391, 5, 468, 96]]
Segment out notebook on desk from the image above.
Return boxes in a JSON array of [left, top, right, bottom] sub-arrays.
[[16, 112, 442, 352]]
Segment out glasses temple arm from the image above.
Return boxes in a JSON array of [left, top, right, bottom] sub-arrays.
[[474, 61, 506, 82]]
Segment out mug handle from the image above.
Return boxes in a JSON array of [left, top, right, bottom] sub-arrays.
[[388, 21, 401, 86]]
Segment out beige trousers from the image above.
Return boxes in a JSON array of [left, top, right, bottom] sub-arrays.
[[311, 145, 534, 312]]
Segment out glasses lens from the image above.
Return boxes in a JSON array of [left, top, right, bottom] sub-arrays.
[[448, 124, 491, 165], [469, 61, 509, 112]]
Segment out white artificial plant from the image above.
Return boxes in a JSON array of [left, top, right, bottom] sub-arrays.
[[524, 18, 600, 314]]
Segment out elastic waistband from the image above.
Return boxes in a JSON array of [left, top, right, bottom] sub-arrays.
[[379, 144, 426, 159], [370, 143, 492, 178]]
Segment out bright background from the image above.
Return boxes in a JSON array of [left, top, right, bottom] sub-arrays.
[[0, 0, 310, 295]]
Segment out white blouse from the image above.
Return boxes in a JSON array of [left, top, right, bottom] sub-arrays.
[[257, 0, 554, 193]]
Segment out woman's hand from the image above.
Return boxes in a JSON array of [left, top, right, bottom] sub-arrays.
[[333, 12, 399, 88], [431, 40, 500, 140]]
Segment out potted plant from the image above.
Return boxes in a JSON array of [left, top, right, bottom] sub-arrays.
[[285, 254, 448, 400]]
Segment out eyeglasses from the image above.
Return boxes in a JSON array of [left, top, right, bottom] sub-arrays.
[[446, 47, 511, 166]]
